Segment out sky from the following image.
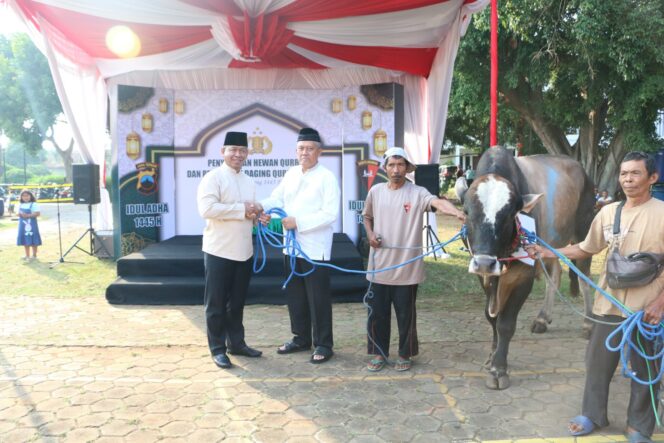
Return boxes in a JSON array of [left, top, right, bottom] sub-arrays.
[[0, 6, 27, 35]]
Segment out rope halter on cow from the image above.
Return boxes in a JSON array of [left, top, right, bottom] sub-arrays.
[[498, 216, 530, 263]]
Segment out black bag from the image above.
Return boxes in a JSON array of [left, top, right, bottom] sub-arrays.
[[605, 201, 664, 289]]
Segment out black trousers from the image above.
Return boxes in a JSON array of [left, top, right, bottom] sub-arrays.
[[204, 253, 252, 356], [367, 283, 419, 359], [285, 257, 333, 350], [582, 315, 660, 437]]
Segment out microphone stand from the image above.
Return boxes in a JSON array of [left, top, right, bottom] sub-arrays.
[[50, 189, 82, 268], [56, 189, 63, 261]]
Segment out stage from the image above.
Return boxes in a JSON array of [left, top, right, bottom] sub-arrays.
[[105, 233, 368, 305]]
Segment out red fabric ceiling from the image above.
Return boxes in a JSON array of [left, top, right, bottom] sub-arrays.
[[12, 0, 478, 77]]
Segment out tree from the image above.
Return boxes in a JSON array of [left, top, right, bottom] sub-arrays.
[[446, 0, 664, 193], [0, 34, 75, 181]]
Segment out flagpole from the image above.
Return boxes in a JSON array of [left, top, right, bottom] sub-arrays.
[[490, 0, 499, 147]]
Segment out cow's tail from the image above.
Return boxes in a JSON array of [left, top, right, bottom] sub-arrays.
[[568, 260, 580, 297]]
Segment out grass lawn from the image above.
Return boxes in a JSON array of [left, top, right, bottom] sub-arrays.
[[0, 205, 605, 306], [0, 223, 117, 298]]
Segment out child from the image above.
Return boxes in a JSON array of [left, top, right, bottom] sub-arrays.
[[16, 190, 42, 260]]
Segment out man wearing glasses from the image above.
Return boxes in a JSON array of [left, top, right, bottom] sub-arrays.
[[261, 127, 341, 364]]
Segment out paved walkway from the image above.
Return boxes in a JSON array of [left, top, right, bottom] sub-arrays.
[[1, 293, 663, 442]]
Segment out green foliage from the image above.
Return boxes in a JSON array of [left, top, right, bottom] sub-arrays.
[[4, 141, 45, 167], [446, 0, 664, 164], [0, 34, 62, 154], [5, 165, 28, 184], [32, 174, 66, 184]]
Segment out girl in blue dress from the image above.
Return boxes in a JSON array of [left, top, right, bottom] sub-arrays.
[[17, 190, 42, 260]]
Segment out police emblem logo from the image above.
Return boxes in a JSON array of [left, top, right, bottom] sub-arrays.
[[136, 162, 159, 195]]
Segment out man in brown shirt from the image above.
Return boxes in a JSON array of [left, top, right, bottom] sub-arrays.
[[362, 147, 464, 371], [529, 151, 664, 442]]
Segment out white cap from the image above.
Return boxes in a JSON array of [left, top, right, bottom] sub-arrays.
[[383, 147, 416, 172], [383, 147, 409, 161]]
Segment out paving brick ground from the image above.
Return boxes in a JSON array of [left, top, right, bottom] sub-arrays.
[[2, 294, 664, 442]]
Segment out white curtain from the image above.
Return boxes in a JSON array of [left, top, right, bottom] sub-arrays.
[[288, 0, 462, 47], [37, 17, 113, 230]]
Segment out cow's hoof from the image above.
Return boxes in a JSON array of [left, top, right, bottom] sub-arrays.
[[485, 373, 510, 390], [531, 318, 548, 334], [580, 324, 592, 340]]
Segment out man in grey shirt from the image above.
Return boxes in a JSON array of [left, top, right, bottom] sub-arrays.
[[362, 147, 464, 372]]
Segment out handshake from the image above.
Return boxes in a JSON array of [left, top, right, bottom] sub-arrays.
[[242, 202, 294, 230], [244, 201, 264, 220]]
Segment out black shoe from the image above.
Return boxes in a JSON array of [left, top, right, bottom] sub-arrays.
[[228, 345, 262, 358], [212, 353, 232, 369]]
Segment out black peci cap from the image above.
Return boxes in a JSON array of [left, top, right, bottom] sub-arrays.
[[224, 131, 248, 147], [297, 127, 321, 143]]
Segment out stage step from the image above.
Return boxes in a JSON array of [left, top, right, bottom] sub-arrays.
[[116, 253, 364, 278], [106, 274, 368, 305], [106, 234, 367, 305]]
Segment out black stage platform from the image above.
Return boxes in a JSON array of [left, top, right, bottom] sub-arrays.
[[105, 233, 368, 305]]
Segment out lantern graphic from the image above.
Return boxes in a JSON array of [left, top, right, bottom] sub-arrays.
[[174, 99, 185, 115], [373, 129, 387, 157], [331, 98, 342, 113], [126, 131, 141, 160], [158, 98, 168, 113], [141, 112, 153, 133], [361, 111, 372, 130], [347, 95, 357, 111]]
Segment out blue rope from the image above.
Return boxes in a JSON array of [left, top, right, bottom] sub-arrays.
[[605, 312, 664, 385], [253, 207, 463, 288], [520, 226, 664, 387]]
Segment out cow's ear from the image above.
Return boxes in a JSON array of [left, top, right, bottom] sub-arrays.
[[521, 193, 543, 213]]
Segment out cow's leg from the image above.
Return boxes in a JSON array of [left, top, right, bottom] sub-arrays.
[[486, 283, 532, 390], [531, 258, 561, 333], [483, 301, 498, 369], [575, 257, 594, 338]]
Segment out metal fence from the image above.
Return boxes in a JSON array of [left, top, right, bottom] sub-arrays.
[[5, 184, 74, 204]]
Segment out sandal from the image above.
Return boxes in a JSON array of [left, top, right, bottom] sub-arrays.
[[394, 357, 412, 372], [627, 429, 653, 443], [277, 341, 311, 354], [568, 415, 595, 436], [367, 356, 386, 372], [310, 346, 333, 364]]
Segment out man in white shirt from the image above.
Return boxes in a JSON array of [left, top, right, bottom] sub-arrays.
[[197, 131, 263, 369], [261, 127, 341, 364]]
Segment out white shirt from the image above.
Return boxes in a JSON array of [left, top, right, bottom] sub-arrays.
[[262, 163, 340, 260], [197, 163, 255, 261]]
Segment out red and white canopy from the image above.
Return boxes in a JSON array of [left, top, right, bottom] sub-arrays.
[[4, 0, 487, 228]]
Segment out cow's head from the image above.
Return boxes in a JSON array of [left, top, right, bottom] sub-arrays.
[[463, 174, 541, 276]]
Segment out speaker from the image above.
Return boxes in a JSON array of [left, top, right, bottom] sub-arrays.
[[414, 164, 440, 196], [72, 164, 101, 205]]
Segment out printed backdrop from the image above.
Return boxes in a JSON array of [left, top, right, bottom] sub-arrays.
[[114, 84, 403, 255]]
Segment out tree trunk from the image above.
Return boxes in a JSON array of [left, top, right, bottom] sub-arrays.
[[502, 87, 626, 194], [575, 99, 609, 184], [502, 88, 571, 157], [45, 133, 74, 182], [595, 130, 627, 197]]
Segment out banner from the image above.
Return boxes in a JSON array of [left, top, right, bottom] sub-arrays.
[[114, 84, 403, 255]]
